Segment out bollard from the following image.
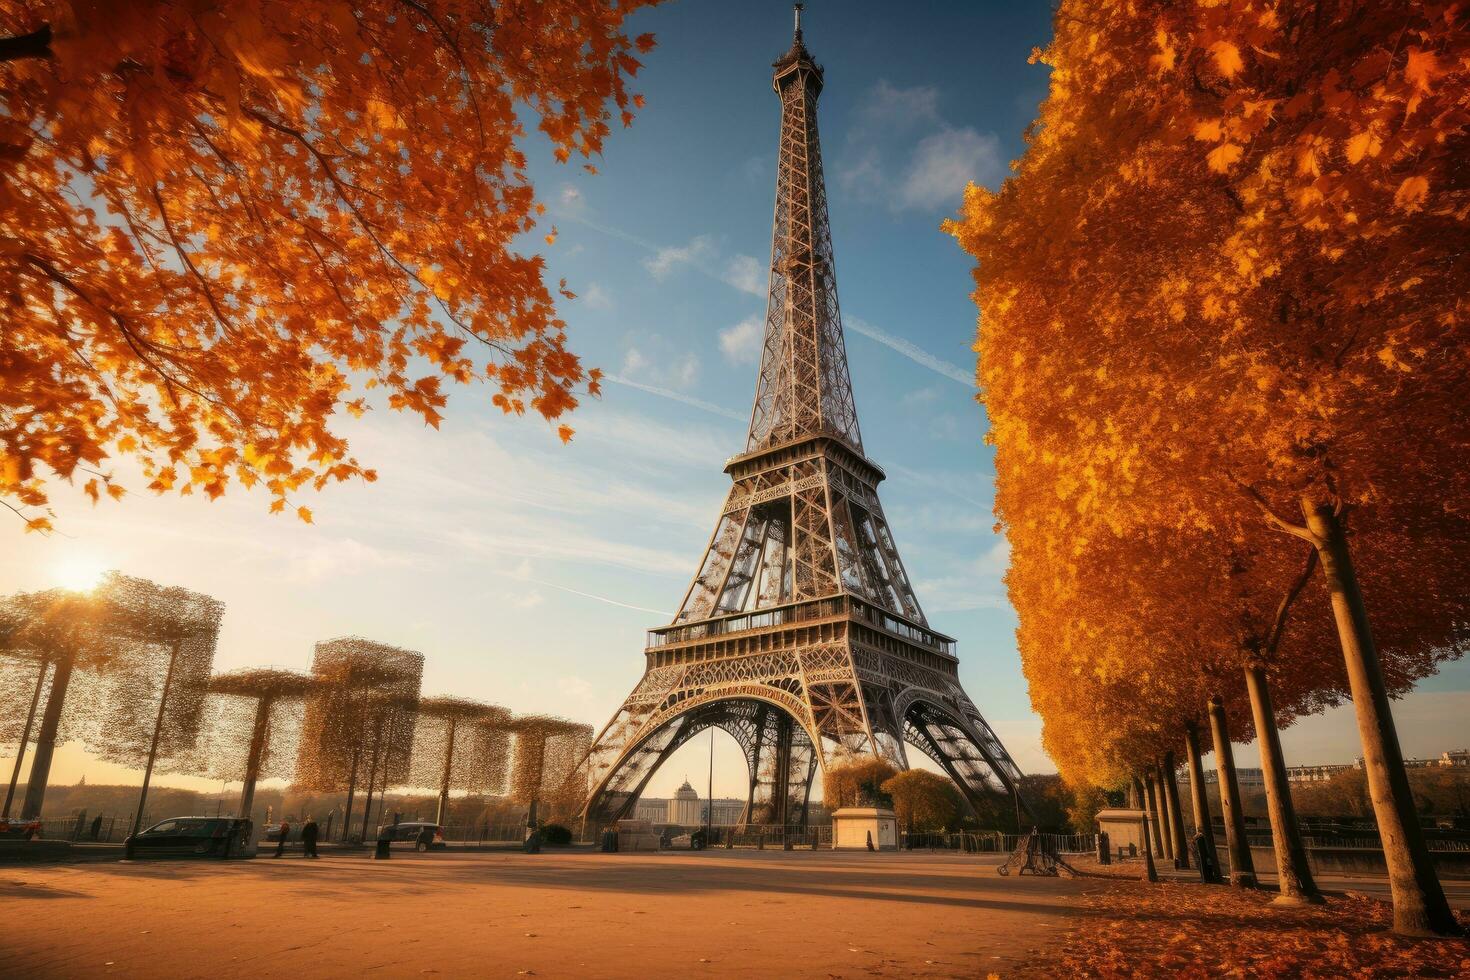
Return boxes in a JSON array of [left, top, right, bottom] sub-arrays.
[[600, 829, 618, 853]]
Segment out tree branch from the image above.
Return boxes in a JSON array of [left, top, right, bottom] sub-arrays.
[[0, 25, 51, 63], [1229, 475, 1317, 543], [1262, 545, 1319, 660]]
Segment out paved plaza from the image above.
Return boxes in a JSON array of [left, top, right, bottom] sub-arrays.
[[3, 849, 1091, 978]]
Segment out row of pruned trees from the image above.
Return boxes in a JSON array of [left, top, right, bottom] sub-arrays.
[[947, 0, 1468, 937], [1, 576, 593, 837]]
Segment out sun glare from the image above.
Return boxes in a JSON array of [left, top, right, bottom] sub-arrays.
[[53, 554, 108, 593]]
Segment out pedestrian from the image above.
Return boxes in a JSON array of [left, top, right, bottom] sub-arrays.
[[301, 816, 319, 859], [273, 819, 290, 858]]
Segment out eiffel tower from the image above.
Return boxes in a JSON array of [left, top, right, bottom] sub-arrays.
[[581, 7, 1030, 829]]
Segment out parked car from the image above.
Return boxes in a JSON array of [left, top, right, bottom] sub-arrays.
[[0, 818, 42, 840], [263, 822, 295, 843], [124, 817, 253, 859], [377, 821, 445, 851]]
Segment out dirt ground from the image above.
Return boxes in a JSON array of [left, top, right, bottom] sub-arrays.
[[2, 849, 1093, 979]]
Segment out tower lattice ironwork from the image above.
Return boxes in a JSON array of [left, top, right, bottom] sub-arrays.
[[580, 10, 1031, 830]]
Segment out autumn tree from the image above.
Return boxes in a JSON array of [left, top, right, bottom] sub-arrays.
[[408, 696, 510, 825], [196, 667, 315, 822], [0, 585, 116, 819], [508, 715, 592, 827], [821, 757, 897, 810], [880, 769, 960, 834], [0, 0, 660, 531], [83, 573, 225, 835], [949, 0, 1467, 935], [294, 637, 423, 841]]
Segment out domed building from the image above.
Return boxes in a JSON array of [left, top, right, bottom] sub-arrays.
[[669, 778, 702, 827]]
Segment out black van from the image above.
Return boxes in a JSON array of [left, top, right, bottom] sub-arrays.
[[124, 816, 253, 859]]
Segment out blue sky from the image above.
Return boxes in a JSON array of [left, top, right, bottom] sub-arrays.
[[4, 1, 1466, 800]]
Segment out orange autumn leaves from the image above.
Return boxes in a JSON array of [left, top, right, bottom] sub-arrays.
[[0, 0, 660, 530], [947, 1, 1470, 784]]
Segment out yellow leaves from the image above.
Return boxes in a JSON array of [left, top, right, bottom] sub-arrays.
[[1209, 41, 1244, 78], [297, 506, 313, 524], [1403, 47, 1439, 94], [1393, 175, 1429, 212], [1149, 29, 1176, 73], [1344, 130, 1380, 165], [1192, 119, 1223, 142], [1206, 143, 1243, 172], [556, 424, 574, 444]]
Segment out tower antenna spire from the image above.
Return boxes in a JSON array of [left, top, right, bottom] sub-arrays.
[[793, 3, 803, 40]]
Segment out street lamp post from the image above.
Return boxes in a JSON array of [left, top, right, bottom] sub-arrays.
[[705, 727, 714, 842]]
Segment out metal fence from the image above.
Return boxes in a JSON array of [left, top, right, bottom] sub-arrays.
[[1242, 832, 1470, 853], [898, 831, 1097, 854], [438, 823, 537, 844], [39, 813, 131, 843]]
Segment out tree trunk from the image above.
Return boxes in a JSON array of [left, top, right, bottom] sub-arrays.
[[1244, 662, 1323, 905], [4, 658, 48, 818], [1301, 501, 1459, 936], [132, 638, 183, 838], [436, 716, 457, 826], [1162, 751, 1190, 870], [1133, 777, 1158, 883], [1207, 695, 1257, 888], [360, 722, 385, 841], [1184, 722, 1219, 871], [1153, 766, 1177, 862], [341, 742, 361, 842], [1143, 773, 1166, 859], [21, 654, 75, 820], [238, 696, 273, 824]]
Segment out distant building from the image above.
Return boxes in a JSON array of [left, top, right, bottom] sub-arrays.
[[1194, 767, 1266, 789], [669, 779, 702, 826], [1286, 764, 1350, 784], [631, 793, 747, 826], [1355, 751, 1468, 770]]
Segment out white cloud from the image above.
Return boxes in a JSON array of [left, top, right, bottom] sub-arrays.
[[845, 316, 973, 387], [915, 539, 1011, 614], [855, 79, 942, 131], [838, 80, 1004, 213], [901, 386, 941, 407], [619, 342, 700, 391], [838, 146, 887, 199], [719, 315, 765, 365], [602, 374, 745, 424], [898, 127, 1003, 210], [506, 590, 546, 609], [621, 347, 648, 376], [722, 254, 766, 296], [558, 184, 585, 212], [642, 235, 715, 279], [581, 282, 612, 310]]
